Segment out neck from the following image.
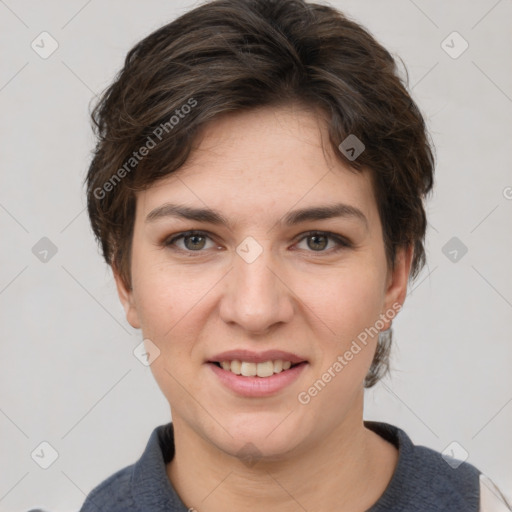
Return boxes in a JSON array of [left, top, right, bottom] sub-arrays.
[[166, 398, 398, 512]]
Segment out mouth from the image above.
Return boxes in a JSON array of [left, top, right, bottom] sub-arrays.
[[207, 358, 308, 397], [209, 359, 307, 378], [206, 349, 309, 396]]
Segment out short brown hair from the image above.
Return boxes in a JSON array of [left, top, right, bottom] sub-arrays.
[[85, 0, 435, 387]]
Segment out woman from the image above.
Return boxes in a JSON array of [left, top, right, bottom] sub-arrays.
[[80, 0, 510, 510]]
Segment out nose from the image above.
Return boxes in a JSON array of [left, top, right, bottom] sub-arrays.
[[218, 240, 295, 334]]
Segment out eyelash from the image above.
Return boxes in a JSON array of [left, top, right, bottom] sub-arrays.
[[162, 230, 352, 255]]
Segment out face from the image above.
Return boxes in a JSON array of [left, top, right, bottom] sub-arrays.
[[115, 103, 412, 459]]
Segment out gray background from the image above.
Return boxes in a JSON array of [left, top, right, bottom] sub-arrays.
[[0, 0, 511, 510]]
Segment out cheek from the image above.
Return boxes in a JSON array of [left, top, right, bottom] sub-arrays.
[[131, 254, 220, 353], [131, 263, 207, 401], [297, 269, 385, 407], [134, 274, 174, 337], [293, 263, 386, 345], [135, 271, 196, 338]]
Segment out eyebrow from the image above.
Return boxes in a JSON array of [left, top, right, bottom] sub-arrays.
[[145, 202, 368, 230]]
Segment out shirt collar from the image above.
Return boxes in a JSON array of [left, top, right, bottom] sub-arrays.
[[130, 420, 410, 511]]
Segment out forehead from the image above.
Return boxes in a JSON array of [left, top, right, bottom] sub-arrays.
[[135, 105, 378, 229]]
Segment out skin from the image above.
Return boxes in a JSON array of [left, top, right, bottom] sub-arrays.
[[114, 103, 413, 511]]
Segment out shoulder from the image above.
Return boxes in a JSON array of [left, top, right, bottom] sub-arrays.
[[79, 463, 135, 511], [408, 444, 512, 512], [412, 442, 481, 506], [366, 421, 482, 511], [78, 422, 177, 511]]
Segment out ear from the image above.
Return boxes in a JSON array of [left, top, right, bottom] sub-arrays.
[[112, 265, 141, 330], [381, 244, 414, 330]]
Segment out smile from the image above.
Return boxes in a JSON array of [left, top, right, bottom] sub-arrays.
[[208, 360, 308, 397], [213, 359, 298, 377]]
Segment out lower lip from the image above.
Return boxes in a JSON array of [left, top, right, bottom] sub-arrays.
[[208, 362, 308, 397]]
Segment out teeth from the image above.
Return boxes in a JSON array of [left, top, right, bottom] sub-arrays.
[[256, 361, 274, 377], [239, 361, 256, 376], [217, 359, 299, 377], [230, 360, 241, 374]]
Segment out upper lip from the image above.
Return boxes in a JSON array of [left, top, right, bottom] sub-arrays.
[[208, 349, 307, 364]]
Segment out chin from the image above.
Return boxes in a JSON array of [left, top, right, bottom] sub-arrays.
[[208, 412, 306, 461], [223, 436, 300, 465]]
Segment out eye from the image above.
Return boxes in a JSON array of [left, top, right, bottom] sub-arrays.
[[295, 231, 352, 253], [162, 230, 352, 255], [164, 230, 217, 252]]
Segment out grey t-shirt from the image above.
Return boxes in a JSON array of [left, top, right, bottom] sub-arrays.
[[78, 421, 484, 511]]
